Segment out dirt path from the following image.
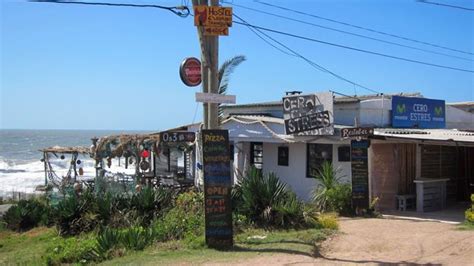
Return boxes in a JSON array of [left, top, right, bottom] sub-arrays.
[[229, 218, 474, 265]]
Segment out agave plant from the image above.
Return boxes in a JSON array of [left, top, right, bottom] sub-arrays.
[[234, 167, 291, 226], [311, 161, 352, 214], [130, 187, 173, 226]]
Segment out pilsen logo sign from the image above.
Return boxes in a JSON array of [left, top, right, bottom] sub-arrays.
[[282, 92, 334, 135], [179, 57, 201, 87]]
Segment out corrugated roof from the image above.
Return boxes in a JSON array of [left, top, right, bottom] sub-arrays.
[[375, 128, 474, 143], [224, 92, 422, 108]]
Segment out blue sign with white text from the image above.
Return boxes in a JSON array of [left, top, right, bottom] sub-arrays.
[[391, 96, 445, 128]]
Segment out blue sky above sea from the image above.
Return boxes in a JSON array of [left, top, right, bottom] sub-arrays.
[[1, 0, 473, 131]]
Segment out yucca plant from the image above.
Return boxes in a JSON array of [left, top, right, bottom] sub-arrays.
[[94, 227, 121, 259], [119, 226, 154, 251], [130, 187, 173, 226], [234, 167, 291, 226], [274, 192, 305, 228], [2, 199, 50, 231], [312, 161, 352, 214]]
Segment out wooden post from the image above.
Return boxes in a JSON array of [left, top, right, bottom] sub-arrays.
[[193, 0, 210, 129], [208, 0, 219, 129]]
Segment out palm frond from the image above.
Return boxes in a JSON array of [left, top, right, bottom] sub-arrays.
[[218, 55, 246, 124]]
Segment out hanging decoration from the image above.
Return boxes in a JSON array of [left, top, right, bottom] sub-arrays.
[[140, 160, 150, 171], [141, 149, 150, 158]]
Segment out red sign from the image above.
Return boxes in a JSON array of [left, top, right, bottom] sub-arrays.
[[180, 57, 202, 87]]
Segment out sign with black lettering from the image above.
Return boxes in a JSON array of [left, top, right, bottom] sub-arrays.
[[351, 140, 369, 210], [282, 92, 334, 135], [161, 131, 196, 143], [202, 130, 233, 249]]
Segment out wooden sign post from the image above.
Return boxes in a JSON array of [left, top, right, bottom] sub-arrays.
[[202, 129, 233, 249], [350, 140, 370, 211]]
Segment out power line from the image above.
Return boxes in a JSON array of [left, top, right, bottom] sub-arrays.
[[255, 0, 474, 56], [29, 0, 190, 17], [417, 0, 474, 11], [233, 13, 381, 94], [232, 20, 474, 73], [225, 2, 472, 62]]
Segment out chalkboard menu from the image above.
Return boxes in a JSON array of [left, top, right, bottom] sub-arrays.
[[202, 130, 233, 249], [351, 140, 369, 210]]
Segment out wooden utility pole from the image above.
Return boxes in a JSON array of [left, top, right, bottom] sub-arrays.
[[208, 0, 219, 129], [192, 0, 219, 130]]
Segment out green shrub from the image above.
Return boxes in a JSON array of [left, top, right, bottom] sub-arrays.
[[119, 226, 154, 251], [317, 213, 339, 230], [466, 194, 474, 224], [131, 187, 174, 226], [153, 191, 204, 241], [43, 236, 99, 265], [94, 227, 121, 259], [233, 167, 313, 228], [51, 192, 97, 236], [312, 161, 353, 215], [3, 198, 51, 231]]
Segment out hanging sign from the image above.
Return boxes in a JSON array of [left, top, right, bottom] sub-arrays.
[[341, 127, 374, 140], [194, 6, 233, 27], [202, 129, 233, 249], [351, 140, 370, 210], [180, 57, 202, 87], [196, 92, 236, 104], [391, 96, 445, 128], [194, 6, 232, 36], [161, 131, 196, 143], [204, 26, 229, 36], [282, 92, 334, 135]]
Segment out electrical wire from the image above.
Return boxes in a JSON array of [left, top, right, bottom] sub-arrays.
[[417, 0, 474, 11], [255, 0, 474, 56], [234, 13, 381, 94], [225, 2, 472, 62], [29, 0, 190, 17], [232, 20, 474, 73]]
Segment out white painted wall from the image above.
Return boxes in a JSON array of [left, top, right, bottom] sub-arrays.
[[446, 105, 474, 130], [262, 142, 351, 201]]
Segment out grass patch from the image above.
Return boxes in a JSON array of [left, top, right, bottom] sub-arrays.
[[458, 222, 474, 231], [0, 227, 57, 265], [101, 228, 335, 265]]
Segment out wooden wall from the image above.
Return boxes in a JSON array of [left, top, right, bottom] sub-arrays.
[[370, 143, 416, 211]]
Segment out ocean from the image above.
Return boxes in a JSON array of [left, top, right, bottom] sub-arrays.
[[0, 129, 151, 197]]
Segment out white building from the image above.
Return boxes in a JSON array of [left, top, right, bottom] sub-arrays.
[[182, 92, 474, 211]]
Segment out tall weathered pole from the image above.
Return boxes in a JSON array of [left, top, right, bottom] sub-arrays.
[[208, 0, 219, 129], [192, 0, 210, 129]]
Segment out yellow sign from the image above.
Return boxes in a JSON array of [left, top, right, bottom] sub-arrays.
[[194, 6, 232, 27], [203, 26, 229, 36]]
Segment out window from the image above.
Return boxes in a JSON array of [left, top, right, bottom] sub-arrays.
[[250, 142, 263, 170], [306, 144, 332, 177], [278, 146, 289, 166], [338, 146, 351, 162]]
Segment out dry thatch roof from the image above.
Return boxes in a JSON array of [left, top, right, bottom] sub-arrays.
[[40, 146, 91, 154]]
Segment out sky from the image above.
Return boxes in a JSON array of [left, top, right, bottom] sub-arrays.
[[1, 0, 473, 130]]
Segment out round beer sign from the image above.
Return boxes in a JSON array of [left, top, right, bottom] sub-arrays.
[[180, 57, 202, 87]]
